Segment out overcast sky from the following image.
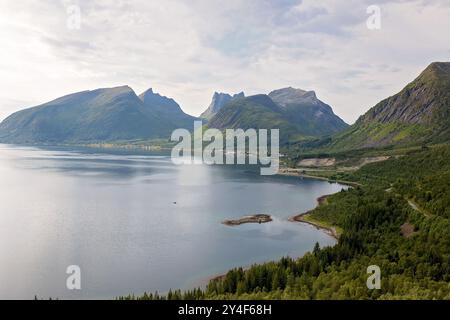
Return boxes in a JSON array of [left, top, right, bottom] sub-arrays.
[[0, 0, 449, 123]]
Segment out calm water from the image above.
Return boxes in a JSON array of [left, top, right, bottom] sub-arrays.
[[0, 144, 345, 299]]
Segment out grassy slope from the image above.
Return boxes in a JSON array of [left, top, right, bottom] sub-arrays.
[[292, 63, 450, 154], [207, 95, 306, 144]]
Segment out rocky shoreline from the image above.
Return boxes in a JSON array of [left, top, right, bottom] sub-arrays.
[[277, 167, 362, 187], [222, 214, 272, 226], [288, 194, 340, 240]]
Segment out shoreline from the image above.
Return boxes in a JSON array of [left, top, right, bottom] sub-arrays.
[[208, 194, 341, 284], [0, 142, 174, 152], [278, 166, 353, 240], [222, 214, 272, 226], [277, 167, 362, 187], [288, 194, 340, 240]]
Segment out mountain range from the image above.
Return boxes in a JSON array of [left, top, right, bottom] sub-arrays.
[[0, 62, 448, 150], [206, 88, 348, 142], [0, 86, 197, 144], [0, 85, 347, 144]]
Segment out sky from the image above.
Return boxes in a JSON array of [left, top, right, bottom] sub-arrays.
[[0, 0, 449, 124]]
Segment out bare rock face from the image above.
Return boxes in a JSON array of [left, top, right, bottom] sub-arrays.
[[269, 87, 318, 108], [359, 62, 450, 126], [326, 62, 450, 150], [200, 91, 245, 120], [268, 87, 348, 135], [205, 87, 348, 143]]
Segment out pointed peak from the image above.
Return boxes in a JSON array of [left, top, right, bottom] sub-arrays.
[[138, 88, 181, 111], [142, 88, 154, 95], [201, 91, 245, 119], [139, 88, 163, 102], [233, 92, 245, 98], [213, 91, 230, 98], [212, 91, 245, 99]]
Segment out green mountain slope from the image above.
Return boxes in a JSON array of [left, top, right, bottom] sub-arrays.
[[200, 91, 245, 120], [207, 89, 348, 143], [121, 143, 450, 300], [325, 62, 450, 151], [0, 86, 197, 144], [206, 94, 303, 143], [138, 88, 198, 129], [269, 87, 348, 136]]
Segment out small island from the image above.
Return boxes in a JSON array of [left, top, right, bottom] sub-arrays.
[[222, 214, 272, 226]]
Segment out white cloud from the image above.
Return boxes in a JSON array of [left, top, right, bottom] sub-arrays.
[[0, 0, 449, 123]]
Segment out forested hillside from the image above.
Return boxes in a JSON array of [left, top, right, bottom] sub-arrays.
[[121, 143, 450, 300]]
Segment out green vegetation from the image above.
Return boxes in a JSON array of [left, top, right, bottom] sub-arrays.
[[120, 143, 450, 300], [0, 86, 197, 144], [323, 122, 441, 153], [207, 94, 307, 144], [289, 62, 450, 154], [115, 62, 450, 300], [332, 144, 450, 218], [207, 90, 348, 145], [300, 213, 344, 238]]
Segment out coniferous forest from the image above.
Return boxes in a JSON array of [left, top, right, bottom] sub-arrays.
[[120, 144, 450, 300]]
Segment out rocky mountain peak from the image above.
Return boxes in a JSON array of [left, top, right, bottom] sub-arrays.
[[268, 87, 318, 108], [138, 88, 181, 111], [201, 91, 246, 120]]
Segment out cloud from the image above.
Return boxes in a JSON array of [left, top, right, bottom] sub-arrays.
[[0, 0, 449, 123]]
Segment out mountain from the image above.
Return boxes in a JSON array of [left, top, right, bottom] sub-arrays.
[[0, 82, 356, 146], [138, 88, 197, 128], [206, 94, 301, 142], [0, 86, 196, 144], [206, 88, 348, 143], [268, 87, 348, 136], [200, 91, 245, 120], [325, 62, 450, 151]]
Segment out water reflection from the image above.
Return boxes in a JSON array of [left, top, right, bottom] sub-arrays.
[[0, 144, 344, 299]]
